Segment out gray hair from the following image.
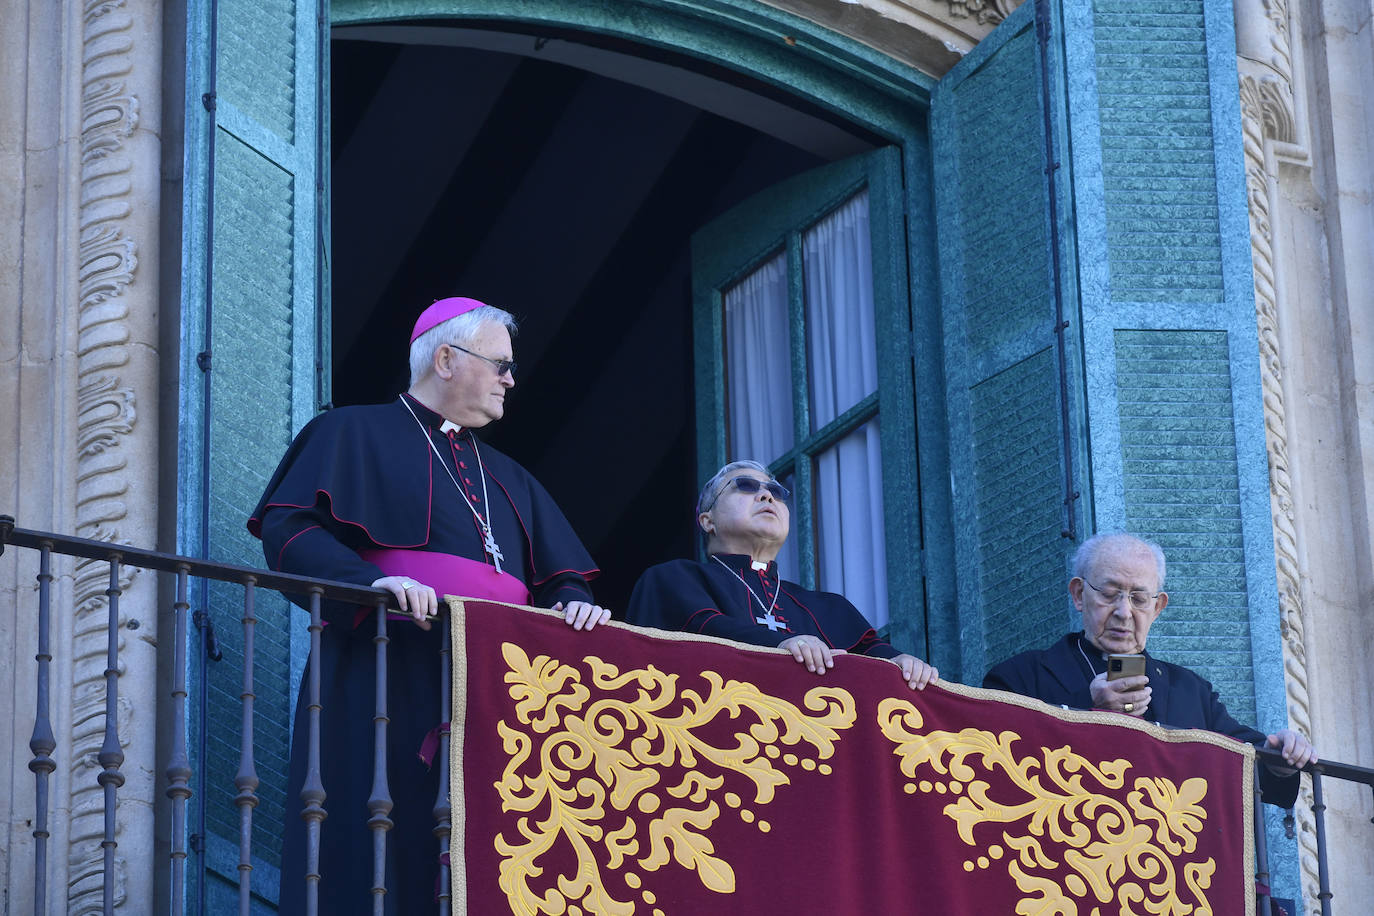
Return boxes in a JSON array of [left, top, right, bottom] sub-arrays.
[[1072, 532, 1167, 590], [696, 460, 773, 517], [408, 305, 519, 386]]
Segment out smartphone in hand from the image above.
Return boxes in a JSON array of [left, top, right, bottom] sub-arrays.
[[1107, 653, 1146, 680]]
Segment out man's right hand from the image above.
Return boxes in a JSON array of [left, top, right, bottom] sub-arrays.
[[372, 575, 438, 630], [1089, 671, 1152, 718]]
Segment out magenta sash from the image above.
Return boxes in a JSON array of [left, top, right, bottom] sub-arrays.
[[355, 549, 532, 628]]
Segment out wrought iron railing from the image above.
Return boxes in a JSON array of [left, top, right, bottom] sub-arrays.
[[2, 515, 1371, 915], [2, 516, 407, 916]]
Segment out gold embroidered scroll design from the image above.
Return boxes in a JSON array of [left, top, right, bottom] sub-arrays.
[[877, 698, 1217, 913], [494, 643, 856, 916]]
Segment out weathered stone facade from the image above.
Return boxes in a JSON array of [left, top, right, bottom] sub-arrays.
[[2, 0, 164, 910], [2, 0, 1369, 911]]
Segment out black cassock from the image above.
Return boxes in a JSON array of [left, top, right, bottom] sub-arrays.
[[625, 554, 899, 658], [983, 632, 1299, 808], [249, 394, 598, 913]]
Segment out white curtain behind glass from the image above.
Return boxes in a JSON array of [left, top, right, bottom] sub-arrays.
[[805, 191, 877, 426], [803, 192, 888, 629], [725, 254, 793, 463], [725, 254, 799, 579], [814, 422, 887, 629]]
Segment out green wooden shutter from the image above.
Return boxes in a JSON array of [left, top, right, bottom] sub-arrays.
[[1065, 0, 1280, 731], [691, 147, 925, 655], [177, 0, 323, 910], [936, 0, 1291, 894], [932, 0, 1083, 684], [1055, 0, 1290, 891]]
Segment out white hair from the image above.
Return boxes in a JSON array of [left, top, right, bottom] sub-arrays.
[[696, 459, 773, 516], [408, 305, 518, 386], [1072, 532, 1167, 590]]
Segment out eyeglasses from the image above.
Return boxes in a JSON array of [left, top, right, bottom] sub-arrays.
[[1084, 579, 1160, 612], [706, 476, 790, 510], [449, 343, 516, 377]]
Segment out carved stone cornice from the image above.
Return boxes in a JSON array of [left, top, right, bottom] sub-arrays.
[[1235, 0, 1319, 908], [946, 0, 1015, 27], [754, 0, 1027, 77], [70, 0, 141, 909]]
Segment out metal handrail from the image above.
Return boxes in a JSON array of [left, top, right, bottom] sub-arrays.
[[2, 515, 398, 916], [0, 515, 399, 609], [9, 516, 1363, 782], [4, 514, 1370, 915]]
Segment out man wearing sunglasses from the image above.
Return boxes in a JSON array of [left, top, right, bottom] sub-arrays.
[[982, 531, 1315, 807], [249, 296, 608, 912], [625, 460, 938, 690]]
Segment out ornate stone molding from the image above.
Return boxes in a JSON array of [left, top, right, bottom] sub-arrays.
[[1235, 0, 1320, 908], [756, 0, 1026, 77], [70, 0, 141, 909], [947, 0, 1015, 27]]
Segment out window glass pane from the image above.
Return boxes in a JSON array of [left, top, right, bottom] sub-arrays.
[[774, 469, 799, 583], [804, 191, 877, 431], [725, 253, 794, 462], [813, 419, 887, 629]]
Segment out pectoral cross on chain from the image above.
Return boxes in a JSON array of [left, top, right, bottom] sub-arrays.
[[756, 611, 784, 631], [482, 526, 505, 575]]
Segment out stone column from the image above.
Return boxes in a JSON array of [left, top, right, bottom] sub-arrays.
[[1235, 0, 1374, 909], [0, 0, 165, 911]]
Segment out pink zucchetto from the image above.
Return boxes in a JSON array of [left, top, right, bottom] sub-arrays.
[[409, 297, 488, 343]]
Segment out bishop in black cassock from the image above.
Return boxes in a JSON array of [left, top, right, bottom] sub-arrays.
[[249, 298, 608, 913], [982, 532, 1316, 808], [626, 460, 939, 689]]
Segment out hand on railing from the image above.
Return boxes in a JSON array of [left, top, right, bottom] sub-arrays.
[[1254, 744, 1374, 787], [372, 575, 439, 629], [1262, 729, 1318, 776]]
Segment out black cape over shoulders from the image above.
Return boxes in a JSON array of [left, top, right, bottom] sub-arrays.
[[249, 396, 599, 912], [626, 555, 898, 658], [984, 632, 1299, 808]]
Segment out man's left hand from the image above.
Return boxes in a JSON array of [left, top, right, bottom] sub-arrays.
[[1264, 728, 1317, 775], [553, 600, 611, 631], [891, 654, 939, 690]]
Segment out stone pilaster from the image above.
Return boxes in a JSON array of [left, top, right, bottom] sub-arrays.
[[1235, 0, 1374, 909], [0, 0, 163, 911]]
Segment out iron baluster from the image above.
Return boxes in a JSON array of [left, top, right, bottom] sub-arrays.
[[236, 579, 260, 914], [301, 587, 326, 916], [166, 567, 192, 915], [1312, 769, 1332, 915], [368, 597, 393, 914], [99, 558, 127, 914], [29, 541, 56, 916]]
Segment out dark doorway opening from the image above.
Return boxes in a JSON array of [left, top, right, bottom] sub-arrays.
[[329, 25, 877, 610]]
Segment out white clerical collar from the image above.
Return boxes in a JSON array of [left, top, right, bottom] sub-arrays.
[[751, 560, 769, 571], [440, 419, 462, 435]]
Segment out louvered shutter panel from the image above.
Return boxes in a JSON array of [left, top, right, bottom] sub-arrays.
[[933, 0, 1081, 682], [1070, 0, 1278, 728], [177, 0, 323, 908]]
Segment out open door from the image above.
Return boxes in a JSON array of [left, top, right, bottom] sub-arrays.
[[690, 147, 924, 654]]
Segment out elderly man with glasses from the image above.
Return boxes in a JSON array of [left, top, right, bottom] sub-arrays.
[[626, 459, 938, 690], [249, 296, 608, 913], [982, 531, 1315, 806]]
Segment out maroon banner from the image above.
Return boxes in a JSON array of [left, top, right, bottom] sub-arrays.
[[451, 599, 1255, 915]]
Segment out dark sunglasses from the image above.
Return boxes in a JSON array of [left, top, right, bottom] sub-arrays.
[[448, 343, 516, 377], [722, 476, 790, 502]]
